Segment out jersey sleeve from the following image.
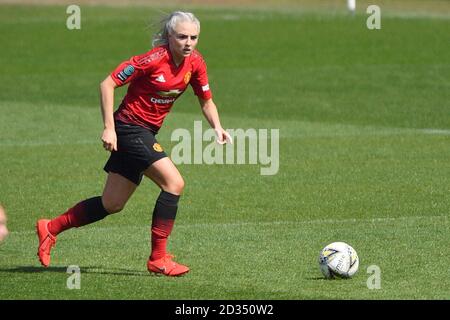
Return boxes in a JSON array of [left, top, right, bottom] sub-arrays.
[[190, 56, 212, 100], [110, 51, 157, 87]]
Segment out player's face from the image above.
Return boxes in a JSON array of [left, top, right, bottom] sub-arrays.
[[168, 21, 199, 62]]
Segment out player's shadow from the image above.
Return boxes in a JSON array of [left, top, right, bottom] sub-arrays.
[[0, 266, 149, 277]]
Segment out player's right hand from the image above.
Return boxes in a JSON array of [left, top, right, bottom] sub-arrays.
[[101, 128, 117, 152]]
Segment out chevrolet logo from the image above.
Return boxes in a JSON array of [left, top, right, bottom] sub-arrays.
[[157, 89, 182, 97]]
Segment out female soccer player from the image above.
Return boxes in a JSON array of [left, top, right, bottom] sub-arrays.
[[36, 11, 231, 276]]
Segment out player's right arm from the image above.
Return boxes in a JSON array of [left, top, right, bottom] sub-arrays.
[[100, 75, 118, 152]]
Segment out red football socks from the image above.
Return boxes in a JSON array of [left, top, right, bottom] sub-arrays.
[[47, 197, 109, 236], [150, 191, 180, 261], [150, 218, 175, 260]]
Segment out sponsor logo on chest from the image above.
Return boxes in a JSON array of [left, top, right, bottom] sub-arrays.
[[156, 89, 183, 98], [150, 71, 190, 102]]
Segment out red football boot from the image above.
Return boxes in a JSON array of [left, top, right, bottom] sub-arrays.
[[36, 219, 57, 267], [147, 253, 189, 276]]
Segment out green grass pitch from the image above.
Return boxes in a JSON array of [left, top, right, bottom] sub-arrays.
[[0, 3, 449, 299]]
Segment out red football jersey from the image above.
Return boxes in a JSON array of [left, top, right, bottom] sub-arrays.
[[110, 45, 212, 132]]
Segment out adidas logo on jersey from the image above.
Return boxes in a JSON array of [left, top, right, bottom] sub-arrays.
[[156, 74, 166, 82]]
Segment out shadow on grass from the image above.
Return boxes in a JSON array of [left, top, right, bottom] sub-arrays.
[[0, 265, 150, 277], [306, 276, 353, 281], [307, 276, 329, 280]]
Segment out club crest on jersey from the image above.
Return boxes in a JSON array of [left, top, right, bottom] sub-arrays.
[[153, 143, 163, 152], [156, 89, 183, 97], [184, 72, 192, 84]]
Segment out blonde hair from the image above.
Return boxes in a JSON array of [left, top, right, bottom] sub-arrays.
[[152, 11, 200, 48]]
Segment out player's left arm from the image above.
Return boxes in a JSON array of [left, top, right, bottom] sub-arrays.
[[198, 97, 232, 145]]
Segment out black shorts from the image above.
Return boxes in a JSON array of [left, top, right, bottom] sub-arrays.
[[104, 121, 167, 185]]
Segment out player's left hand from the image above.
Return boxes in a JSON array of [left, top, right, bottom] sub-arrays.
[[215, 127, 232, 145]]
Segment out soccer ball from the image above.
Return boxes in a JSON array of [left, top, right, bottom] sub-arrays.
[[319, 242, 359, 279]]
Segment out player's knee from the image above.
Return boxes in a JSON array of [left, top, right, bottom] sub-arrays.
[[165, 177, 185, 195], [102, 199, 125, 214]]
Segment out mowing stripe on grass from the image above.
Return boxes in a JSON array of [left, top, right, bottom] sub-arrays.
[[1, 117, 450, 148], [10, 214, 447, 235]]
